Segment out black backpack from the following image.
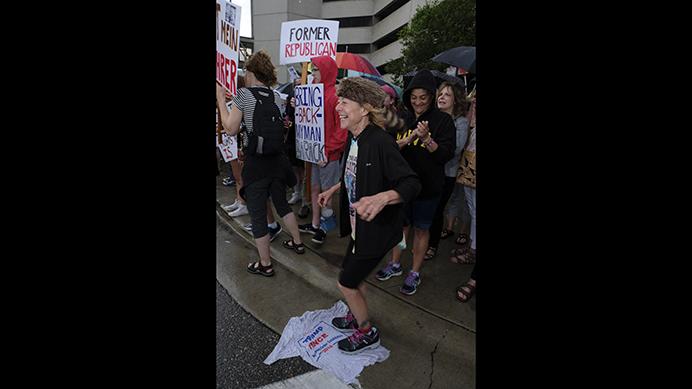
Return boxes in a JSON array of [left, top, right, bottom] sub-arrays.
[[246, 87, 284, 157]]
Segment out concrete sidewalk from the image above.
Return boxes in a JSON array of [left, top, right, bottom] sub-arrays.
[[216, 176, 476, 388]]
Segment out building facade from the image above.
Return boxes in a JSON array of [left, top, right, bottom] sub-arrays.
[[247, 0, 432, 84]]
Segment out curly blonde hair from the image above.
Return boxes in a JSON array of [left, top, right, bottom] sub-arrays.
[[245, 49, 277, 87]]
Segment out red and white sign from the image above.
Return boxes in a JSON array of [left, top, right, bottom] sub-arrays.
[[217, 133, 238, 162], [216, 1, 241, 95], [279, 20, 339, 65]]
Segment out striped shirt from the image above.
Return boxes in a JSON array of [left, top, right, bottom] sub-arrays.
[[231, 87, 285, 149]]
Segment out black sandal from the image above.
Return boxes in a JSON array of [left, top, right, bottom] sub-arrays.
[[282, 239, 305, 254], [424, 246, 437, 261], [440, 229, 453, 240], [456, 233, 469, 245], [456, 281, 476, 303], [247, 261, 274, 277]]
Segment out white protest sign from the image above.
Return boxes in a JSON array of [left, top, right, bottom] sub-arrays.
[[280, 20, 339, 65], [216, 1, 241, 95], [299, 321, 347, 364], [217, 133, 238, 162], [294, 83, 326, 164]]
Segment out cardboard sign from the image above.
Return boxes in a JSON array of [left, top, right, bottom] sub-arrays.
[[279, 20, 339, 65], [216, 1, 241, 95], [217, 133, 238, 162], [294, 83, 326, 164], [298, 321, 347, 364]]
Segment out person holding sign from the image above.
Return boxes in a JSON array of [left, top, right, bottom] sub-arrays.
[[216, 50, 306, 277], [296, 56, 347, 245], [375, 70, 456, 296], [317, 77, 420, 353]]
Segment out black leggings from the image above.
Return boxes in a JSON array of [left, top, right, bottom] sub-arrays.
[[428, 176, 456, 249], [243, 178, 292, 239]]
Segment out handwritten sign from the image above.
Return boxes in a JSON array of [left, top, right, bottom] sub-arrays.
[[298, 321, 346, 364], [279, 20, 339, 65], [216, 1, 241, 95], [217, 133, 238, 162], [294, 84, 326, 164]]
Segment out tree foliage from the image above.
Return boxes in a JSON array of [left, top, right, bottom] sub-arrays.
[[386, 0, 475, 87]]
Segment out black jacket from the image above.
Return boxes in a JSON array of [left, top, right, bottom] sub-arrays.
[[338, 124, 421, 258], [398, 70, 456, 199]]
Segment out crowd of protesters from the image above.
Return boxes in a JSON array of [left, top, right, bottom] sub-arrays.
[[216, 49, 477, 353]]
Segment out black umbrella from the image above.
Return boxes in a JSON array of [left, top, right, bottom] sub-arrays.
[[403, 70, 465, 90], [432, 46, 476, 73]]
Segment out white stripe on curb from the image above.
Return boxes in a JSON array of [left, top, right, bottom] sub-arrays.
[[254, 370, 361, 389]]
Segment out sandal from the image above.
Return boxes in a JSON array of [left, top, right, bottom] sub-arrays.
[[282, 239, 305, 254], [247, 261, 274, 277], [456, 281, 476, 303], [440, 229, 453, 240], [456, 233, 469, 245], [424, 246, 438, 261], [450, 248, 476, 264]]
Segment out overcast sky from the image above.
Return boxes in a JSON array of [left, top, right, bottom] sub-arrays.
[[231, 0, 252, 38]]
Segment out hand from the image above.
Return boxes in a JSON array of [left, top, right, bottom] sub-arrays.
[[283, 116, 292, 129], [414, 121, 430, 140], [352, 193, 388, 222], [317, 189, 334, 208], [317, 160, 328, 168], [290, 97, 296, 108]]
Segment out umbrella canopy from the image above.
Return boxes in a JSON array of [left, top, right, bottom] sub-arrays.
[[336, 52, 381, 77], [345, 70, 403, 99], [403, 69, 465, 90], [432, 46, 476, 73]]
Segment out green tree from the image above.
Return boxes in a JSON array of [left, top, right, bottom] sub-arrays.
[[386, 0, 475, 87]]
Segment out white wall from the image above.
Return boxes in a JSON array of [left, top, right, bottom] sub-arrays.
[[369, 39, 403, 67], [338, 26, 372, 44], [322, 0, 373, 18]]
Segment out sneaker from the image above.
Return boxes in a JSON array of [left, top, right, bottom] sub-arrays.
[[268, 224, 282, 242], [375, 262, 403, 281], [222, 177, 236, 186], [287, 192, 301, 205], [400, 271, 421, 295], [311, 229, 326, 245], [319, 214, 337, 233], [297, 204, 311, 219], [221, 200, 240, 212], [298, 223, 319, 235], [241, 222, 253, 231], [229, 204, 249, 217], [332, 311, 359, 332], [338, 326, 380, 354]]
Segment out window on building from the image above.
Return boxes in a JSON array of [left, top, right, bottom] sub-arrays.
[[337, 44, 372, 54], [372, 24, 406, 50], [375, 0, 410, 21], [327, 16, 373, 28]]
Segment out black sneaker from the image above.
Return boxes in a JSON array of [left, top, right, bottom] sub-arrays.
[[332, 311, 358, 333], [268, 224, 282, 242], [338, 326, 380, 354], [298, 223, 319, 235], [311, 229, 326, 245]]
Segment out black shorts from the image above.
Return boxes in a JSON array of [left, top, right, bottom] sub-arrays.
[[338, 239, 387, 289]]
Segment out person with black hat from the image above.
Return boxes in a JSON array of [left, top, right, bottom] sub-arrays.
[[375, 69, 456, 296]]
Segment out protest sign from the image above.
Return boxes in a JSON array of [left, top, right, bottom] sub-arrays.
[[217, 133, 238, 162], [279, 20, 339, 65], [294, 83, 326, 164], [216, 1, 241, 95]]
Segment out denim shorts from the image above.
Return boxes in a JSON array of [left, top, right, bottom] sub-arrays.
[[404, 196, 441, 230]]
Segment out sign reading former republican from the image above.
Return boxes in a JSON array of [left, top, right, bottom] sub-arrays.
[[216, 1, 241, 95], [280, 20, 339, 65]]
